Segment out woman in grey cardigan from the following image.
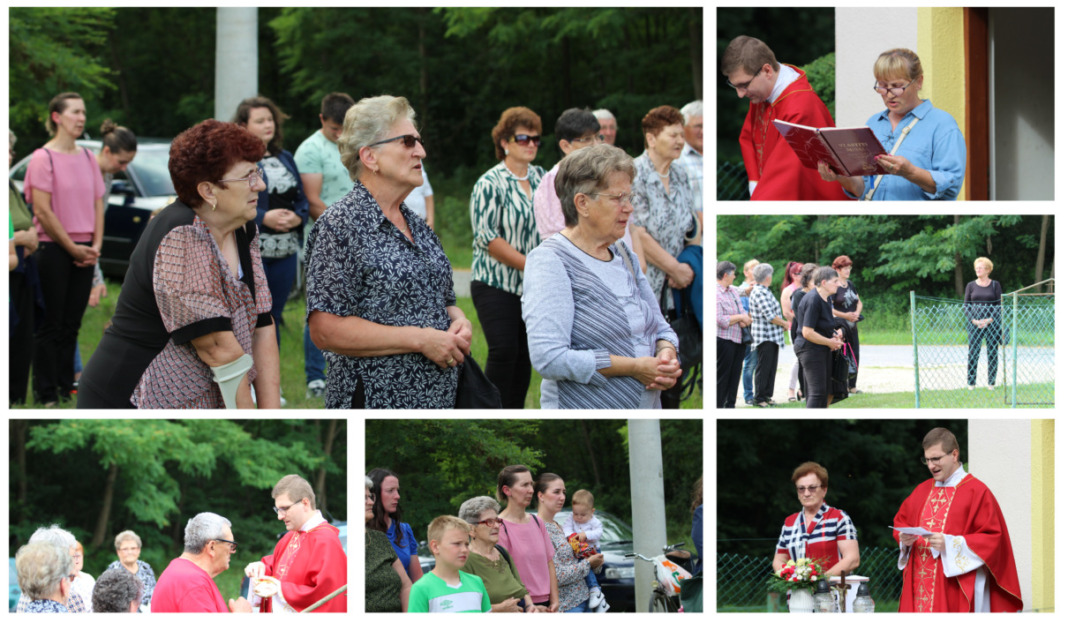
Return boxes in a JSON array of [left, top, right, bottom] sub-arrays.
[[522, 144, 680, 408]]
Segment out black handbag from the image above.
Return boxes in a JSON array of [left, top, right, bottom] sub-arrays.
[[671, 308, 703, 370], [454, 356, 502, 409]]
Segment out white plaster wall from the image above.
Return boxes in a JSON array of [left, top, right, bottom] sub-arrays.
[[968, 420, 1032, 612], [834, 8, 917, 127]]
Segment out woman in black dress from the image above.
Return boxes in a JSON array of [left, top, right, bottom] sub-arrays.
[[830, 255, 863, 393], [964, 256, 1002, 390]]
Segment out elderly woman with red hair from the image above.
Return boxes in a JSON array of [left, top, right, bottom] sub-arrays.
[[77, 120, 280, 409]]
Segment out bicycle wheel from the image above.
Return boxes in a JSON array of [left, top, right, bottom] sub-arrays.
[[649, 591, 672, 613]]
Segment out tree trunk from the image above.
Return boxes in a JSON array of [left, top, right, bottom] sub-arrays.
[[91, 462, 120, 548], [578, 421, 601, 487], [954, 215, 964, 296], [689, 7, 702, 99], [13, 421, 28, 524], [1035, 214, 1049, 283], [315, 420, 341, 515]]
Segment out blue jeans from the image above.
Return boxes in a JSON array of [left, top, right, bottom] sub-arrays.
[[741, 343, 757, 402], [261, 253, 298, 345], [565, 603, 590, 613], [304, 323, 327, 383]]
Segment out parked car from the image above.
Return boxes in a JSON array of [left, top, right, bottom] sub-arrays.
[[8, 558, 20, 612], [418, 509, 637, 612], [9, 139, 175, 279]]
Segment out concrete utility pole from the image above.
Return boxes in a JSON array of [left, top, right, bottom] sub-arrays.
[[214, 7, 258, 121], [628, 419, 667, 613]]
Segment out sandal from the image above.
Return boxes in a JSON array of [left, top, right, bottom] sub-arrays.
[[788, 396, 798, 402]]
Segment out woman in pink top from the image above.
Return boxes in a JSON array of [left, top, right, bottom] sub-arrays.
[[495, 465, 559, 612], [24, 92, 106, 405]]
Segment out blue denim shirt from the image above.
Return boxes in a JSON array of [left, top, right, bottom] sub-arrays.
[[853, 99, 967, 200]]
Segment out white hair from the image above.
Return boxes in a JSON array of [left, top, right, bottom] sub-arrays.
[[680, 100, 703, 124], [592, 109, 615, 121], [337, 94, 417, 181], [16, 542, 71, 600], [753, 262, 774, 283], [183, 512, 231, 554], [29, 524, 77, 549], [458, 496, 501, 525]]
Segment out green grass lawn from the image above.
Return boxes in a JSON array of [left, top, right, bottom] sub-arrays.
[[18, 279, 702, 410], [774, 383, 1054, 409]]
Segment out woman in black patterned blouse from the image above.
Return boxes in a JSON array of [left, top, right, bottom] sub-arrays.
[[305, 95, 473, 408]]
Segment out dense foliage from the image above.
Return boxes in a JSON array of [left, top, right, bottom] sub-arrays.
[[365, 419, 703, 547], [717, 419, 968, 559], [9, 419, 346, 593], [717, 215, 1054, 328]]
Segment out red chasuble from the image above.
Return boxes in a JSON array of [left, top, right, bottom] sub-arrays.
[[893, 475, 1022, 612], [259, 522, 347, 612], [739, 65, 851, 201]]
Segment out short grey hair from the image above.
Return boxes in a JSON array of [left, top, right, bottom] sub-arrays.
[[114, 530, 141, 551], [365, 476, 374, 490], [555, 143, 636, 228], [30, 524, 77, 550], [592, 109, 615, 121], [16, 541, 71, 600], [813, 266, 838, 289], [338, 94, 417, 181], [458, 496, 500, 525], [183, 512, 232, 554], [681, 100, 703, 124], [752, 262, 774, 284], [92, 567, 143, 613]]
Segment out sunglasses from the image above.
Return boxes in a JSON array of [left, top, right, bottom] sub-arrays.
[[368, 134, 424, 149], [510, 134, 541, 147]]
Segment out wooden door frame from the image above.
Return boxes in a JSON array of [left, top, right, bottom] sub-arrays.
[[963, 8, 989, 200]]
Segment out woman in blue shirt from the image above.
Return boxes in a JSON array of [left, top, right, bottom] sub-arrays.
[[818, 48, 966, 200], [368, 468, 423, 582]]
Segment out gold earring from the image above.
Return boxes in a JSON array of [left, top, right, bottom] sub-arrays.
[[210, 200, 217, 211]]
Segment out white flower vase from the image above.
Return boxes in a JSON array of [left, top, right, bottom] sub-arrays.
[[788, 589, 815, 613]]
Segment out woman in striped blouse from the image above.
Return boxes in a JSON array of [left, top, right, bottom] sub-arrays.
[[470, 107, 547, 408], [522, 144, 679, 409], [773, 461, 859, 578]]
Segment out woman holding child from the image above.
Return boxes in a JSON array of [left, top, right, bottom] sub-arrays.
[[535, 473, 604, 613], [459, 496, 541, 612], [495, 465, 559, 612]]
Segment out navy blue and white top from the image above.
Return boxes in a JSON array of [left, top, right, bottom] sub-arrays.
[[106, 559, 157, 608], [522, 234, 677, 409], [23, 599, 69, 613], [305, 179, 459, 409], [776, 502, 857, 565]]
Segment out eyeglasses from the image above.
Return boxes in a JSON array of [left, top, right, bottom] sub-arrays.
[[726, 66, 766, 91], [476, 517, 502, 528], [118, 546, 140, 553], [570, 135, 603, 146], [217, 169, 262, 189], [365, 492, 376, 503], [873, 78, 916, 96], [71, 554, 84, 561], [796, 485, 822, 494], [922, 454, 950, 465], [274, 502, 299, 515], [590, 191, 635, 205], [510, 134, 541, 147], [368, 134, 424, 149], [213, 538, 238, 554]]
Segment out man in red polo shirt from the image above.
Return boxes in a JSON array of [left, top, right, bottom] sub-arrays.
[[151, 512, 252, 613], [245, 474, 347, 612]]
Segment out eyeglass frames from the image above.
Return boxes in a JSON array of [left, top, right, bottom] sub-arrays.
[[510, 134, 541, 147], [217, 169, 262, 188], [368, 134, 424, 149]]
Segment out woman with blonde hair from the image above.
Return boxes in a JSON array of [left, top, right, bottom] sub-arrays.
[[818, 48, 966, 200], [965, 256, 1002, 390]]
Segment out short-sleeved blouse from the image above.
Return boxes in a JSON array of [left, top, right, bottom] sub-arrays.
[[497, 514, 556, 603], [366, 530, 403, 612], [545, 521, 592, 612], [384, 521, 420, 579], [630, 151, 696, 306], [470, 161, 546, 296], [24, 147, 105, 243], [775, 503, 857, 567], [305, 179, 459, 409], [793, 288, 836, 354], [106, 559, 158, 607], [76, 202, 273, 409]]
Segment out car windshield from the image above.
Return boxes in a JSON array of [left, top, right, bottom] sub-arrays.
[[130, 147, 175, 196], [597, 512, 634, 544]]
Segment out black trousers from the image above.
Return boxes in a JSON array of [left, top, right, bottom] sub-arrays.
[[471, 281, 531, 409], [967, 323, 1000, 386], [33, 242, 94, 403], [754, 342, 779, 404], [716, 338, 745, 408], [9, 269, 36, 404], [797, 347, 832, 409]]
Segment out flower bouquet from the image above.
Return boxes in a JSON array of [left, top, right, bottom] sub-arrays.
[[768, 557, 827, 613]]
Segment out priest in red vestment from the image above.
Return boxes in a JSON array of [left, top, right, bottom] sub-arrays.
[[245, 475, 347, 613], [892, 427, 1022, 612], [722, 35, 851, 201]]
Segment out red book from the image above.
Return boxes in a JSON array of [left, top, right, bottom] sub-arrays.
[[772, 119, 887, 177]]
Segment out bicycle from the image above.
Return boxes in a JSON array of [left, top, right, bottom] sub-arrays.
[[626, 543, 694, 613]]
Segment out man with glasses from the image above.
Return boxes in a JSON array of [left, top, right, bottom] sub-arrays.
[[892, 427, 1022, 612], [721, 35, 847, 201], [151, 512, 252, 612], [244, 474, 347, 612]]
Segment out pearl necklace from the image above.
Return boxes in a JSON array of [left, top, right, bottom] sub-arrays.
[[505, 162, 530, 181]]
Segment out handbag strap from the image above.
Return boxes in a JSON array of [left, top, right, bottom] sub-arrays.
[[615, 241, 640, 286], [863, 115, 921, 201]]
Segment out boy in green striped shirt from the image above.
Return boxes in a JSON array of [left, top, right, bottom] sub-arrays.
[[408, 516, 492, 613]]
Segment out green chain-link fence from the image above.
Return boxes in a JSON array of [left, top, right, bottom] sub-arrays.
[[718, 160, 750, 201], [911, 283, 1054, 408], [717, 545, 903, 612]]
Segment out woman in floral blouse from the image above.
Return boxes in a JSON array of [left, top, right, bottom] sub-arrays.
[[469, 107, 546, 408], [15, 542, 73, 613], [107, 530, 156, 610], [535, 473, 604, 613], [306, 95, 473, 408]]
